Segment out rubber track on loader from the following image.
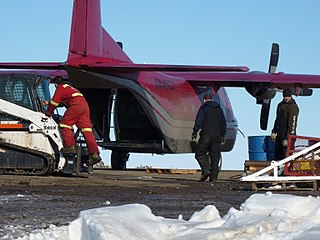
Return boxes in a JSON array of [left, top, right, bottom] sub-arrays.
[[0, 141, 54, 175]]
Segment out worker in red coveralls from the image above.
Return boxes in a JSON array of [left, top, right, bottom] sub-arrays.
[[43, 76, 101, 167]]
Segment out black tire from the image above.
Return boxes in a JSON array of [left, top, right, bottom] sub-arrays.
[[111, 151, 129, 170]]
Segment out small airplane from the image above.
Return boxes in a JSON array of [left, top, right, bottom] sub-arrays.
[[0, 0, 319, 170]]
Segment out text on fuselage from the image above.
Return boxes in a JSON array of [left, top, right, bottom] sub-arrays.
[[154, 78, 174, 90]]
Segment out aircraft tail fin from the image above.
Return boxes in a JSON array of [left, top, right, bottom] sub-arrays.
[[68, 0, 132, 64]]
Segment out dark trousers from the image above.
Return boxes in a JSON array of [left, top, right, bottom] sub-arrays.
[[60, 104, 99, 154], [274, 138, 287, 160], [195, 137, 221, 180]]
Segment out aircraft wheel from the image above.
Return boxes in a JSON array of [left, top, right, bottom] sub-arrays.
[[111, 151, 129, 170]]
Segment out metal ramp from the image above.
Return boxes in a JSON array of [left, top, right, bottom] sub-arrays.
[[241, 135, 320, 190]]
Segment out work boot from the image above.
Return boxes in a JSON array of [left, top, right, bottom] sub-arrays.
[[209, 171, 218, 183], [61, 145, 77, 154], [199, 170, 211, 182], [87, 153, 102, 166], [87, 165, 94, 174]]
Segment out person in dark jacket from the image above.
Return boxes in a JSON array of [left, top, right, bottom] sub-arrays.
[[271, 88, 299, 160], [192, 93, 227, 182]]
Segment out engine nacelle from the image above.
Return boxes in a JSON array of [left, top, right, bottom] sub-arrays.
[[292, 87, 313, 96], [245, 83, 277, 103]]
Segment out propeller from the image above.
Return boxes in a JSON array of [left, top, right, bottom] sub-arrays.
[[260, 43, 279, 130], [268, 43, 279, 74]]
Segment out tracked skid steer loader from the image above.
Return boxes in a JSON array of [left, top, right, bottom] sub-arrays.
[[0, 72, 83, 175]]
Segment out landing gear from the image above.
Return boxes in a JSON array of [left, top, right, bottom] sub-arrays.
[[111, 151, 129, 170]]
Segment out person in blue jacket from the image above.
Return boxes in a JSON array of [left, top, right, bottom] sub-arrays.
[[192, 93, 226, 183]]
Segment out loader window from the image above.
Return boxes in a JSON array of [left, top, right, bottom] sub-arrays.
[[36, 79, 51, 112], [36, 79, 50, 102], [4, 79, 35, 110], [12, 83, 23, 101]]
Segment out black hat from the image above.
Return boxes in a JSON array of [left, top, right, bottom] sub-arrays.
[[203, 93, 213, 100], [51, 76, 64, 84], [283, 88, 292, 97]]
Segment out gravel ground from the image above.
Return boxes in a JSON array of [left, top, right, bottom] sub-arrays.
[[0, 169, 318, 239]]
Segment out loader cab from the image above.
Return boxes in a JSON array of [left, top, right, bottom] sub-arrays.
[[34, 77, 51, 112], [0, 72, 51, 113]]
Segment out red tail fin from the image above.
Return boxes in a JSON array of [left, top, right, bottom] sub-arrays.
[[68, 0, 132, 64]]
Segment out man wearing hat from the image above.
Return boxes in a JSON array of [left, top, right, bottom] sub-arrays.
[[271, 88, 299, 160], [43, 76, 102, 169], [191, 93, 226, 183]]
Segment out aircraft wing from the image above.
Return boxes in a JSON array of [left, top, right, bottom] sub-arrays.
[[67, 59, 250, 73], [0, 60, 249, 73], [166, 72, 320, 89], [0, 62, 65, 70], [0, 63, 68, 79], [1, 60, 320, 90], [72, 60, 320, 89]]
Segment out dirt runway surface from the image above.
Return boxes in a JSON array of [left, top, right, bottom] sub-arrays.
[[0, 169, 318, 238]]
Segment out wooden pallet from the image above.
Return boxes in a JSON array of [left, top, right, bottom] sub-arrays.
[[244, 160, 272, 175], [251, 180, 318, 191], [145, 168, 198, 174]]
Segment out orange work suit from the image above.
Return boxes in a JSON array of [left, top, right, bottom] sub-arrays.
[[46, 83, 99, 154]]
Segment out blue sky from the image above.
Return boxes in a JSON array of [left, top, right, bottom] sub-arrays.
[[1, 1, 320, 170]]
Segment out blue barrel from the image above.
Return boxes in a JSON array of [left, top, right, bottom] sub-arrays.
[[248, 136, 275, 161], [266, 137, 276, 160]]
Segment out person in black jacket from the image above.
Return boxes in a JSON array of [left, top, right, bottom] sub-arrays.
[[271, 88, 299, 160], [192, 93, 227, 182]]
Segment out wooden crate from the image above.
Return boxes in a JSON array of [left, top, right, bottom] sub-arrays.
[[251, 180, 318, 191], [146, 168, 198, 174], [244, 160, 272, 175]]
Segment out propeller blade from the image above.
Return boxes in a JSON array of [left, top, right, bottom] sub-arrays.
[[268, 43, 279, 74], [260, 99, 271, 130], [260, 43, 279, 130]]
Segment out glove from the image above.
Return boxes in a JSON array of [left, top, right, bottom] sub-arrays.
[[221, 136, 226, 145], [41, 100, 49, 107], [271, 133, 277, 142], [191, 131, 198, 141], [283, 139, 288, 147]]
